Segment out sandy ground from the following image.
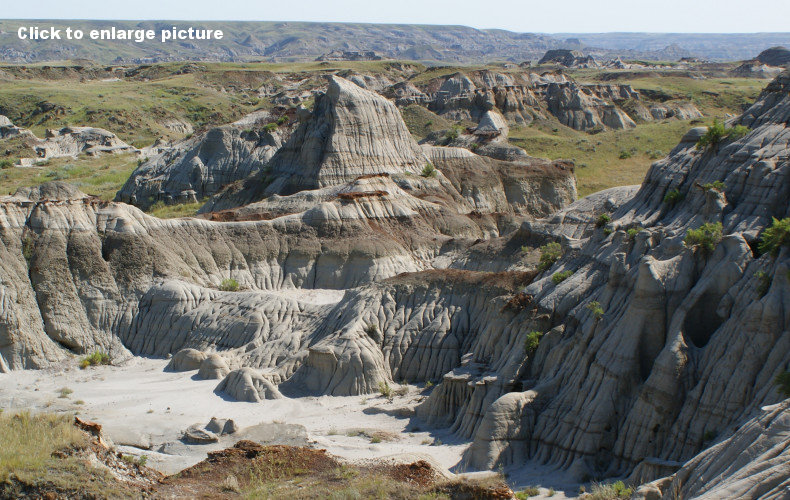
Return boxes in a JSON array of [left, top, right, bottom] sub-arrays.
[[0, 356, 579, 497]]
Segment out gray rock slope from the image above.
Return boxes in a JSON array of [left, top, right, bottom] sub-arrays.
[[452, 71, 790, 482], [415, 70, 699, 132], [634, 401, 790, 499], [201, 76, 575, 214], [116, 118, 288, 210]]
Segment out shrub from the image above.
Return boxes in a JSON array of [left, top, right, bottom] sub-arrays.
[[79, 351, 111, 369], [363, 324, 379, 336], [618, 150, 632, 159], [137, 455, 148, 467], [0, 159, 13, 169], [263, 122, 278, 132], [758, 217, 790, 256], [755, 270, 772, 298], [552, 270, 573, 284], [684, 222, 723, 256], [58, 387, 73, 399], [525, 331, 544, 354], [370, 435, 382, 443], [377, 381, 393, 400], [727, 124, 751, 141], [775, 371, 790, 397], [663, 189, 684, 206], [696, 119, 727, 149], [421, 162, 437, 178], [702, 181, 726, 192], [22, 235, 34, 262], [587, 301, 604, 319], [470, 143, 480, 151], [595, 213, 611, 228], [444, 126, 461, 142], [276, 115, 289, 125], [548, 488, 555, 497], [588, 481, 633, 499], [515, 486, 540, 498], [219, 278, 240, 291], [538, 242, 563, 271], [702, 429, 717, 442], [626, 227, 644, 240]]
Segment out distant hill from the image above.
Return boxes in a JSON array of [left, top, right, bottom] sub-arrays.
[[1, 20, 789, 64]]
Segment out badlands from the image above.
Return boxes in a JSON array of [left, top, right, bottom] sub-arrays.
[[0, 56, 788, 499]]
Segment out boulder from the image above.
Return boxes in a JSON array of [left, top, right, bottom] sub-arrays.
[[197, 354, 230, 380], [182, 424, 219, 444], [216, 367, 283, 402], [165, 348, 207, 372], [205, 417, 238, 435]]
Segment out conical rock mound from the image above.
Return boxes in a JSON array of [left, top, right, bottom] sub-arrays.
[[264, 75, 426, 194]]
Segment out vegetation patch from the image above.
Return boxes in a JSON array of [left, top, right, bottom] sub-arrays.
[[663, 188, 685, 206], [552, 270, 574, 284], [421, 162, 438, 178], [79, 351, 111, 369], [219, 278, 240, 291], [587, 300, 604, 319], [538, 242, 563, 271], [758, 217, 790, 256], [525, 331, 544, 354], [684, 222, 723, 255], [595, 213, 611, 227], [696, 120, 751, 150]]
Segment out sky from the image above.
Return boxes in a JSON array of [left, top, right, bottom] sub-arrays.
[[3, 0, 790, 33]]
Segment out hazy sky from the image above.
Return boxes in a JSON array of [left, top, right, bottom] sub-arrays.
[[4, 0, 790, 33]]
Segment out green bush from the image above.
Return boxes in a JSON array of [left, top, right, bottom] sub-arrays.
[[587, 301, 604, 319], [697, 120, 751, 150], [552, 270, 574, 284], [626, 227, 644, 240], [588, 481, 633, 499], [219, 278, 240, 291], [538, 242, 563, 271], [663, 189, 685, 206], [524, 331, 544, 354], [702, 181, 726, 192], [263, 122, 278, 132], [696, 120, 727, 149], [684, 222, 723, 255], [421, 162, 437, 178], [444, 126, 460, 142], [775, 371, 790, 397], [276, 115, 289, 125], [79, 351, 111, 369], [378, 381, 393, 400], [727, 124, 751, 141], [0, 159, 13, 169], [595, 213, 611, 228], [618, 150, 632, 159], [758, 217, 790, 256], [515, 486, 540, 498]]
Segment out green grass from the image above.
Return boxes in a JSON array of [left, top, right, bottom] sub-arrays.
[[0, 412, 132, 497], [147, 199, 206, 219], [0, 74, 260, 147], [509, 119, 695, 197], [0, 153, 138, 200], [400, 105, 452, 141]]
